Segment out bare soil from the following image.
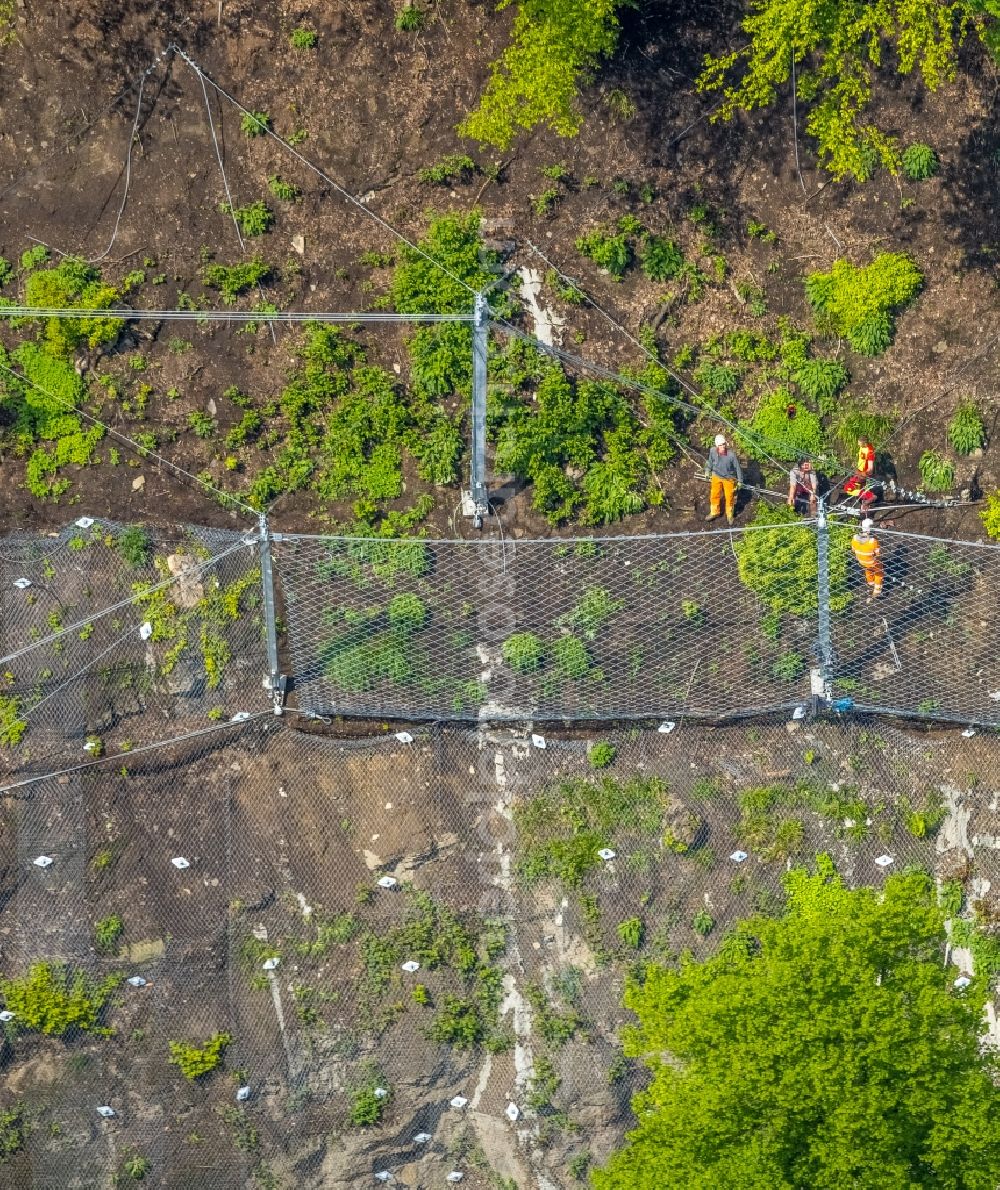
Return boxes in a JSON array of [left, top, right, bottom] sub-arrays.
[[0, 0, 995, 542]]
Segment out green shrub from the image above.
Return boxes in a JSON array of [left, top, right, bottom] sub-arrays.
[[268, 175, 301, 202], [0, 695, 27, 747], [289, 27, 317, 49], [225, 201, 273, 237], [0, 1106, 25, 1162], [115, 526, 152, 568], [515, 775, 667, 887], [947, 401, 985, 455], [617, 917, 643, 949], [20, 244, 49, 271], [23, 257, 123, 358], [589, 741, 617, 769], [168, 1032, 232, 1079], [387, 592, 427, 631], [791, 358, 849, 405], [559, 585, 624, 638], [901, 143, 939, 180], [734, 503, 852, 616], [805, 254, 922, 356], [395, 3, 424, 30], [417, 154, 477, 184], [94, 914, 123, 954], [429, 994, 487, 1047], [742, 387, 827, 463], [187, 410, 216, 439], [347, 1062, 390, 1125], [694, 360, 740, 398], [576, 226, 632, 279], [241, 110, 271, 137], [460, 0, 623, 149], [502, 632, 544, 672], [772, 652, 806, 681], [389, 213, 496, 400], [0, 256, 13, 287], [201, 257, 272, 304], [981, 490, 1000, 541], [692, 909, 715, 936], [0, 963, 120, 1035], [553, 633, 590, 678], [918, 450, 955, 492], [832, 401, 895, 458], [640, 235, 684, 281]]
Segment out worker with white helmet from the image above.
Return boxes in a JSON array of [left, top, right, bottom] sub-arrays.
[[704, 432, 743, 525], [851, 517, 883, 602]]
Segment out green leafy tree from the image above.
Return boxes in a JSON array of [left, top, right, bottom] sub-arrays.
[[461, 0, 626, 149], [698, 0, 999, 180], [805, 254, 923, 356], [594, 859, 1000, 1188]]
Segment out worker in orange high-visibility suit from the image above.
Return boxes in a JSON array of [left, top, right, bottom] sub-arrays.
[[704, 433, 743, 525], [851, 518, 883, 602], [857, 439, 875, 478]]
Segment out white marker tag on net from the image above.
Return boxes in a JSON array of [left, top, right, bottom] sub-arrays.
[[13, 578, 31, 590], [126, 977, 147, 988], [97, 1106, 116, 1118], [730, 851, 749, 863], [33, 856, 53, 868], [597, 848, 616, 861], [401, 960, 420, 973], [377, 876, 398, 889], [961, 728, 976, 738], [230, 711, 251, 722], [450, 1096, 468, 1109], [139, 621, 153, 641], [446, 1175, 465, 1184], [374, 1174, 392, 1185], [413, 1133, 431, 1144], [531, 734, 546, 749], [74, 517, 95, 529], [792, 706, 807, 720], [874, 854, 894, 868], [171, 857, 190, 870], [395, 731, 414, 744], [658, 721, 676, 734], [954, 975, 972, 990], [236, 1086, 251, 1102], [262, 958, 280, 971], [0, 1011, 15, 1022], [373, 1087, 388, 1100], [505, 1102, 520, 1122]]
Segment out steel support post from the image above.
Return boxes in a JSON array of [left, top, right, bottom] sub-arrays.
[[258, 513, 286, 714], [468, 291, 490, 528], [815, 500, 834, 702]]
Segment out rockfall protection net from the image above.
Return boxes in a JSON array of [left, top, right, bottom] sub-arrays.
[[0, 520, 266, 781], [273, 523, 1000, 728], [0, 716, 959, 1188]]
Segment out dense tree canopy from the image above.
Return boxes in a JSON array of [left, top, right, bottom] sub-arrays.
[[594, 859, 1000, 1188], [699, 0, 1000, 180]]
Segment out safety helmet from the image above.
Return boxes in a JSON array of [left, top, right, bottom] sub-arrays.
[[714, 433, 726, 447], [861, 518, 874, 534]]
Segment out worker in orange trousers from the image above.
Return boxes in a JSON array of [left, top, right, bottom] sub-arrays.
[[851, 517, 883, 602], [704, 433, 743, 525]]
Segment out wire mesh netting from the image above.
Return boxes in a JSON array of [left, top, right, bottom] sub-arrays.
[[273, 523, 1000, 728], [831, 528, 1000, 723], [273, 528, 816, 723], [0, 520, 268, 780], [0, 715, 968, 1187]]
